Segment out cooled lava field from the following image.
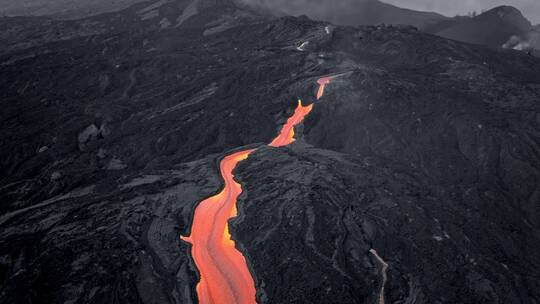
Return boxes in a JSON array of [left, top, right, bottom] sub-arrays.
[[1, 0, 540, 303]]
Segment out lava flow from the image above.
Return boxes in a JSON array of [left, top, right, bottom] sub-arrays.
[[317, 76, 333, 100], [183, 78, 331, 304], [182, 150, 256, 304], [370, 249, 389, 304], [269, 99, 313, 147]]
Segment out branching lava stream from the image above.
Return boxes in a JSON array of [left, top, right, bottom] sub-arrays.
[[182, 77, 332, 304]]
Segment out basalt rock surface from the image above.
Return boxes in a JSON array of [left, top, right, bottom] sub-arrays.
[[1, 1, 540, 303], [235, 143, 540, 303]]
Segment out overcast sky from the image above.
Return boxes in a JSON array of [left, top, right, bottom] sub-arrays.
[[383, 0, 540, 23]]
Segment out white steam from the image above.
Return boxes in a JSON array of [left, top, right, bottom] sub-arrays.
[[503, 26, 540, 51]]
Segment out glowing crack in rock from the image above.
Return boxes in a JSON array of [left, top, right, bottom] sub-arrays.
[[370, 249, 389, 304], [183, 77, 332, 304]]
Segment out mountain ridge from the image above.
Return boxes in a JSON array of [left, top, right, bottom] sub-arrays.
[[426, 5, 533, 48]]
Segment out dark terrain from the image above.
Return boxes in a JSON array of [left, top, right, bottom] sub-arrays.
[[248, 0, 448, 29], [1, 0, 540, 303], [252, 1, 540, 55], [2, 0, 538, 53], [0, 0, 146, 19]]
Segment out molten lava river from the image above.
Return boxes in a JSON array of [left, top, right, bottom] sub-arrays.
[[182, 77, 333, 304]]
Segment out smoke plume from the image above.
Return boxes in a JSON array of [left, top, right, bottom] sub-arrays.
[[503, 25, 540, 51]]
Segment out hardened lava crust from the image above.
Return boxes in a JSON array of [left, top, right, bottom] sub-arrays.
[[1, 0, 540, 303]]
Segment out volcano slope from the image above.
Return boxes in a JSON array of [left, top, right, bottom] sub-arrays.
[[1, 1, 540, 303]]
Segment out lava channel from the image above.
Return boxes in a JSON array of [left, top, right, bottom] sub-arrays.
[[370, 249, 389, 304], [316, 76, 333, 100], [183, 78, 331, 304], [269, 99, 313, 147]]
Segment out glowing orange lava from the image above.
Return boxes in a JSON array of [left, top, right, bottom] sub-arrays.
[[182, 150, 256, 304], [317, 76, 333, 100], [370, 249, 388, 304], [269, 100, 313, 147], [183, 77, 332, 304]]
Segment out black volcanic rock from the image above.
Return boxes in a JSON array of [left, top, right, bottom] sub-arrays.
[[1, 1, 540, 303], [0, 156, 220, 303], [235, 143, 540, 303]]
